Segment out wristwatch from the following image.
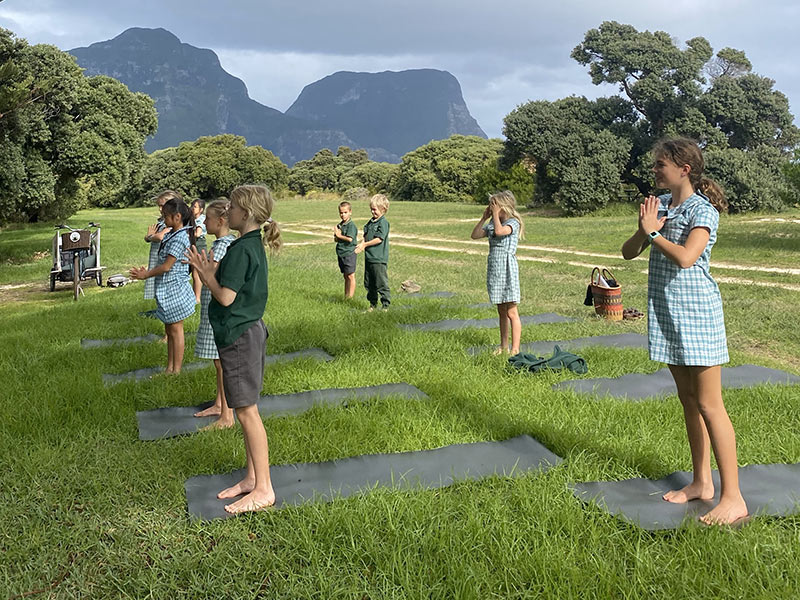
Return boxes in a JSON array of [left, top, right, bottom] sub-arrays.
[[648, 231, 661, 240]]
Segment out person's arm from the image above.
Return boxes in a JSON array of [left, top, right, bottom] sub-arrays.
[[639, 197, 711, 268], [490, 203, 513, 236], [471, 205, 491, 239], [333, 225, 353, 242], [355, 237, 381, 253], [130, 255, 176, 280], [184, 246, 237, 306]]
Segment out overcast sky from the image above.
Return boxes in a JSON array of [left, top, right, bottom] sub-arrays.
[[1, 0, 796, 138]]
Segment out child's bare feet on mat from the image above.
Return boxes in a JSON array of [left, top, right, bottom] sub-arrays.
[[217, 478, 254, 499], [663, 481, 714, 503], [492, 346, 508, 356], [700, 497, 748, 526], [224, 488, 276, 514], [159, 335, 168, 344], [202, 416, 234, 431], [194, 404, 221, 418]]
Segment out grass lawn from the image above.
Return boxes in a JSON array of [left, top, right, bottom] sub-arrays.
[[1, 197, 799, 598]]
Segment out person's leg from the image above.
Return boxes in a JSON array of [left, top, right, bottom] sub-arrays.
[[345, 273, 356, 298], [663, 364, 714, 503], [200, 360, 235, 427], [692, 365, 748, 525], [165, 323, 176, 373], [495, 304, 509, 354], [365, 262, 378, 308], [506, 302, 521, 354], [375, 263, 390, 307], [171, 321, 185, 373], [217, 421, 255, 499], [222, 404, 275, 513], [192, 271, 202, 303]]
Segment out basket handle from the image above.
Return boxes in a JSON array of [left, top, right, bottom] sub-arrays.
[[591, 267, 601, 285], [602, 268, 617, 283]]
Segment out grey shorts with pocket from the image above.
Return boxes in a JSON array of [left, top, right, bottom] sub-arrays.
[[218, 319, 268, 409], [338, 253, 357, 275]]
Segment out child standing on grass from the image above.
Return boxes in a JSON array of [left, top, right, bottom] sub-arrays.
[[621, 137, 747, 526], [191, 199, 207, 303], [333, 201, 358, 299], [355, 194, 390, 311], [186, 185, 280, 514], [192, 199, 237, 429], [471, 190, 524, 355], [142, 190, 181, 302], [131, 198, 196, 374]]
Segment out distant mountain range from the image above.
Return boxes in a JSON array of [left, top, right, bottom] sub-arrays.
[[69, 28, 486, 164]]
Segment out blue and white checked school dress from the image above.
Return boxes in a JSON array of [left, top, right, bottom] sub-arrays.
[[483, 218, 521, 305], [195, 234, 236, 359], [647, 192, 728, 366], [144, 219, 167, 300], [154, 227, 196, 324]]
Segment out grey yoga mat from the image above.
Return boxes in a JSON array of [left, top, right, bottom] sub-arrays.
[[554, 365, 800, 401], [102, 348, 335, 386], [466, 333, 648, 356], [572, 463, 800, 530], [82, 331, 197, 349], [400, 313, 575, 332], [137, 383, 429, 441], [404, 291, 456, 298], [186, 434, 562, 520]]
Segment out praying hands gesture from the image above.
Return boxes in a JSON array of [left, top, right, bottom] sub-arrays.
[[146, 223, 170, 242], [639, 195, 666, 236], [184, 245, 216, 287]]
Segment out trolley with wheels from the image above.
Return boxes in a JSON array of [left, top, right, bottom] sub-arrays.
[[49, 222, 105, 300]]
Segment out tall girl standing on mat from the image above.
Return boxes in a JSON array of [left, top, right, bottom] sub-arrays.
[[471, 190, 525, 355], [186, 185, 280, 513], [143, 190, 181, 309], [621, 137, 747, 525], [131, 198, 196, 374], [192, 199, 237, 428]]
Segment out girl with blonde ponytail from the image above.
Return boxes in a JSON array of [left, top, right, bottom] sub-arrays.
[[185, 184, 280, 513], [621, 137, 747, 526]]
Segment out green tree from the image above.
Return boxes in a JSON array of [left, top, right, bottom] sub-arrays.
[[473, 160, 535, 206], [132, 134, 288, 202], [0, 28, 157, 222], [391, 135, 503, 203], [338, 161, 398, 193]]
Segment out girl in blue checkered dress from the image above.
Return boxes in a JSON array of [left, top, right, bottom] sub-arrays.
[[143, 190, 181, 301], [471, 191, 525, 355], [131, 198, 196, 374], [621, 138, 747, 526], [193, 199, 237, 428]]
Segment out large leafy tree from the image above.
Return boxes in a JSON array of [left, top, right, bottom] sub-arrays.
[[504, 21, 799, 214], [131, 134, 288, 202], [0, 28, 157, 222], [287, 146, 395, 195]]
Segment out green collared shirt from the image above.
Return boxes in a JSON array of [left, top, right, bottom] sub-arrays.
[[363, 215, 389, 264], [336, 220, 358, 257], [208, 229, 268, 348]]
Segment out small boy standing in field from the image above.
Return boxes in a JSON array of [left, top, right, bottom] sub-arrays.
[[355, 194, 390, 311], [333, 201, 358, 299]]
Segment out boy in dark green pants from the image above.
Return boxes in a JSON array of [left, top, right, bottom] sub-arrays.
[[355, 194, 390, 311]]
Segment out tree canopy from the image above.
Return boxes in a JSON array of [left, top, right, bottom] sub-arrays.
[[0, 28, 157, 222], [504, 21, 799, 214], [287, 146, 396, 196]]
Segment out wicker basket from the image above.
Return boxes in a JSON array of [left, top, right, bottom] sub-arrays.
[[590, 267, 623, 321]]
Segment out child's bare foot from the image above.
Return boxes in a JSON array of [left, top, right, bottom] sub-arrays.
[[224, 488, 276, 514], [662, 481, 714, 503], [699, 497, 749, 526], [510, 348, 520, 355], [492, 346, 508, 356], [194, 404, 222, 418], [217, 478, 255, 499], [202, 416, 235, 431], [164, 368, 175, 374], [159, 335, 168, 344]]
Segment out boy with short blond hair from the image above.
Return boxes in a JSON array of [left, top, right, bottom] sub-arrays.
[[355, 194, 390, 310], [333, 201, 358, 299]]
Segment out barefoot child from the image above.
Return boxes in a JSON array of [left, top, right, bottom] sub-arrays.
[[354, 194, 390, 311], [191, 198, 207, 303], [142, 190, 180, 303], [193, 199, 237, 428], [131, 198, 196, 373], [470, 190, 524, 355], [186, 185, 280, 514], [333, 201, 358, 299], [621, 137, 748, 526]]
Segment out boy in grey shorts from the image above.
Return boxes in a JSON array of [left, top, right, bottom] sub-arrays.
[[333, 201, 358, 299]]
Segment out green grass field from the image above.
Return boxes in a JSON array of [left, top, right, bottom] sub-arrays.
[[2, 198, 800, 598]]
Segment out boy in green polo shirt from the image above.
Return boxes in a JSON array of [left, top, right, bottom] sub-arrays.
[[355, 194, 390, 311], [333, 201, 358, 299]]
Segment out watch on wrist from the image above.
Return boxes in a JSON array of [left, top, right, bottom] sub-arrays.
[[648, 231, 661, 240]]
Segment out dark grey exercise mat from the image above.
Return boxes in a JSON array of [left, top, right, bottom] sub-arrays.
[[466, 333, 648, 356], [186, 434, 562, 520], [138, 309, 159, 319], [82, 334, 163, 349], [573, 463, 800, 530], [102, 348, 335, 386], [554, 365, 800, 400], [137, 383, 428, 440], [400, 312, 575, 332]]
